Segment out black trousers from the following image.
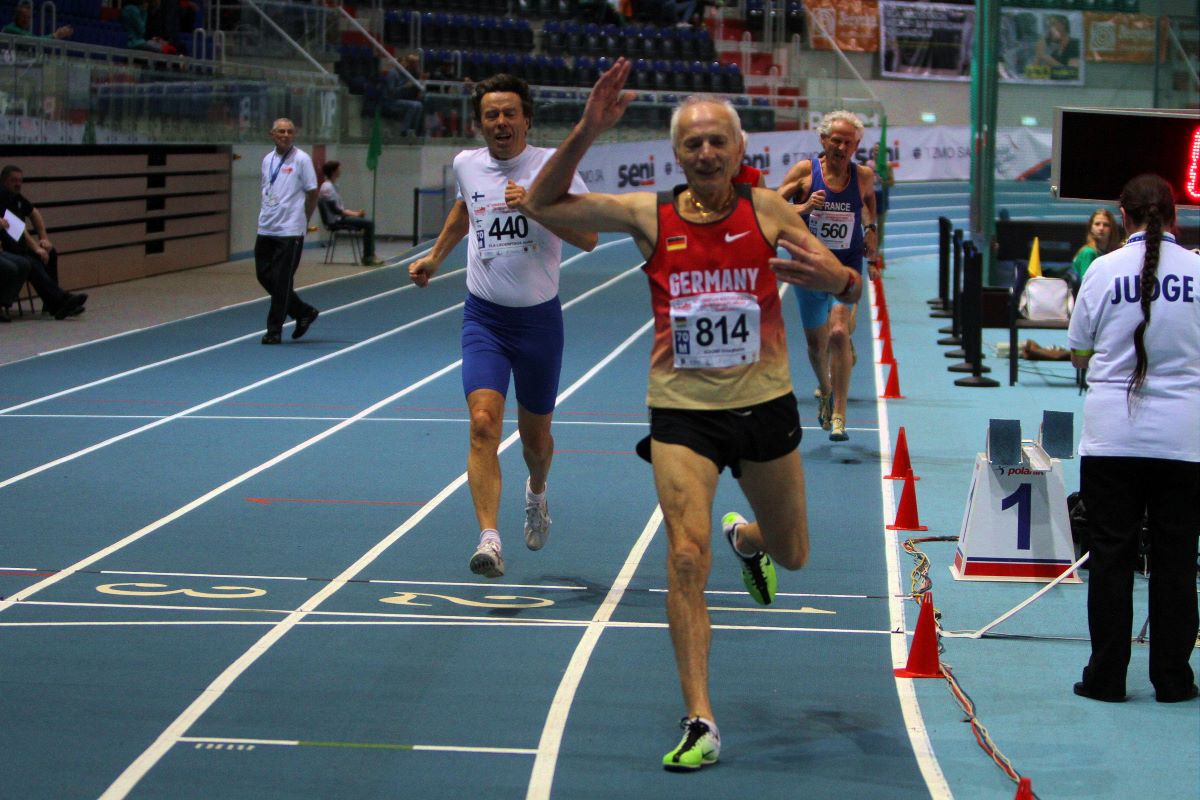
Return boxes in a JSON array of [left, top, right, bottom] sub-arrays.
[[337, 216, 376, 258], [0, 252, 32, 306], [1079, 455, 1200, 697], [254, 234, 314, 334], [5, 251, 67, 311]]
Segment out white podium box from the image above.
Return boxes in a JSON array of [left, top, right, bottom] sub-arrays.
[[952, 445, 1081, 583]]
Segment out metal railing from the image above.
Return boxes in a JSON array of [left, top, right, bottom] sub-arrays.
[[0, 31, 342, 144]]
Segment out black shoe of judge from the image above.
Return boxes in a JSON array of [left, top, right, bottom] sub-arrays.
[[261, 331, 282, 345], [292, 308, 319, 340]]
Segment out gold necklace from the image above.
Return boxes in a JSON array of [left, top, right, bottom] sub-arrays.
[[685, 187, 735, 218]]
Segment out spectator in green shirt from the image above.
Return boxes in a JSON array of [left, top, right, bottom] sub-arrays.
[[1073, 207, 1119, 281], [2, 2, 73, 39]]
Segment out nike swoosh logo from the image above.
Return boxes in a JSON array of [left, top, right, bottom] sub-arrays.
[[724, 231, 750, 243]]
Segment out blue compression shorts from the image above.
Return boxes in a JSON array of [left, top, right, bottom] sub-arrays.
[[461, 292, 563, 416], [792, 255, 865, 330]]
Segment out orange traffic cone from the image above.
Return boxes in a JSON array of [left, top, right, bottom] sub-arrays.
[[1013, 777, 1034, 800], [886, 470, 928, 531], [876, 314, 891, 342], [879, 335, 896, 366], [894, 591, 941, 678], [880, 363, 905, 399], [885, 426, 918, 481]]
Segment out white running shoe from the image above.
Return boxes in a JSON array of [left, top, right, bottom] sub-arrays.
[[816, 390, 833, 431], [469, 539, 505, 578], [524, 482, 551, 551]]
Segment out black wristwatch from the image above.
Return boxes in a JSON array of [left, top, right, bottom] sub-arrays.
[[863, 223, 878, 231]]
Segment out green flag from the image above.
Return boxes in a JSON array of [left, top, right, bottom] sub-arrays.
[[874, 115, 889, 251], [366, 109, 383, 172], [875, 115, 890, 184]]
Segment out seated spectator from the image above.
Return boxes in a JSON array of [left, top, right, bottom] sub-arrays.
[[0, 250, 33, 322], [3, 2, 73, 39], [121, 0, 172, 53], [318, 160, 385, 267], [1072, 207, 1118, 282], [1, 165, 88, 319], [380, 54, 425, 136], [144, 0, 181, 54]]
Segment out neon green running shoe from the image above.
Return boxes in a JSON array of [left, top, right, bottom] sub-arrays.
[[662, 717, 720, 772], [722, 511, 776, 606]]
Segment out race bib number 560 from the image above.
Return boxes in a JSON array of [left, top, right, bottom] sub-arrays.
[[808, 208, 855, 250], [670, 292, 761, 369]]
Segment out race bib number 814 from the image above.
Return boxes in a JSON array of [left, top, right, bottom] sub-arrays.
[[670, 292, 761, 369]]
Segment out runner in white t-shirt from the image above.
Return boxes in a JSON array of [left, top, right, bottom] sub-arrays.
[[408, 74, 597, 578], [1067, 173, 1200, 705], [255, 118, 320, 344]]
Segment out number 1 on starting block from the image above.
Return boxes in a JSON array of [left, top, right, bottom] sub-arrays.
[[953, 449, 1081, 583]]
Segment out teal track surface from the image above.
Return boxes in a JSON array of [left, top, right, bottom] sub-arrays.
[[1, 182, 1196, 799]]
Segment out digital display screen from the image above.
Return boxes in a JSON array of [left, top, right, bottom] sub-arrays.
[[1053, 109, 1200, 208]]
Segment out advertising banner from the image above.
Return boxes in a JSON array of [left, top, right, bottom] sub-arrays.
[[1082, 12, 1160, 64], [879, 1, 973, 81], [880, 2, 1085, 85], [575, 125, 1054, 191], [805, 0, 880, 53], [997, 8, 1085, 84]]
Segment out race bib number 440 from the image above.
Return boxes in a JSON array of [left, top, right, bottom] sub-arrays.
[[670, 292, 761, 369], [479, 204, 535, 259], [808, 208, 856, 250]]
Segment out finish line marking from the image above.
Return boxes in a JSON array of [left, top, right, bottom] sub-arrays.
[[177, 737, 536, 756]]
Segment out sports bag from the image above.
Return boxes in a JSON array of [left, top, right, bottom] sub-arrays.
[[1018, 276, 1074, 322]]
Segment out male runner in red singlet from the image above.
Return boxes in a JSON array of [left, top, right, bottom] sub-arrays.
[[518, 59, 859, 771]]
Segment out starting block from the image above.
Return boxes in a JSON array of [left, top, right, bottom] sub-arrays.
[[952, 414, 1081, 583]]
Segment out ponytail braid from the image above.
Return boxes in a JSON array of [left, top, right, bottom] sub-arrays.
[[1126, 198, 1165, 403]]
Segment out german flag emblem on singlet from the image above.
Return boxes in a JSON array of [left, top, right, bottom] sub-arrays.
[[666, 235, 687, 251]]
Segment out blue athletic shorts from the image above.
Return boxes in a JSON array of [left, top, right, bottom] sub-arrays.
[[461, 292, 563, 416], [793, 253, 865, 329]]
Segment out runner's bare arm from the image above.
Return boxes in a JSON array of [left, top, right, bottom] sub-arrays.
[[409, 199, 470, 287]]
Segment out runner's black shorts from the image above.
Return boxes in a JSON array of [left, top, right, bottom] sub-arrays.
[[635, 391, 801, 479]]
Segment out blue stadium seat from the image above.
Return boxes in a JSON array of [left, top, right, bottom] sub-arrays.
[[574, 55, 596, 87], [542, 20, 564, 53]]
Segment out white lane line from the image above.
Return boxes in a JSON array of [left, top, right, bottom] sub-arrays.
[[0, 301, 466, 490], [177, 736, 538, 755], [1, 617, 894, 636], [0, 248, 435, 367], [873, 279, 950, 799], [3, 258, 646, 608], [95, 269, 653, 799], [0, 414, 650, 426], [0, 251, 443, 415], [0, 357, 462, 614], [2, 239, 640, 490], [525, 505, 662, 800]]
